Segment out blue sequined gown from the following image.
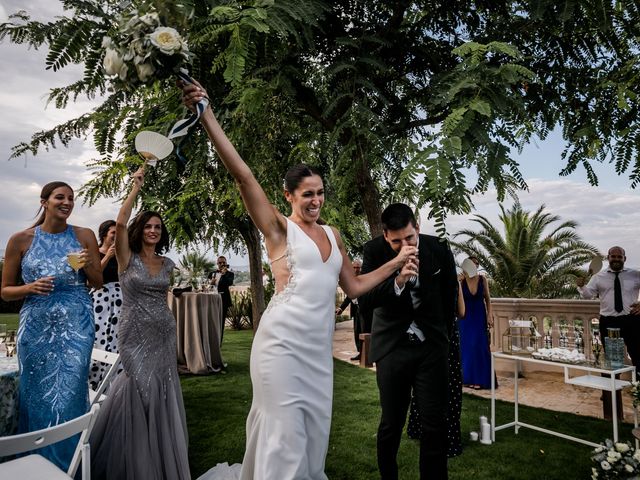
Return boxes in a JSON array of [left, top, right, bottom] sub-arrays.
[[18, 225, 94, 470]]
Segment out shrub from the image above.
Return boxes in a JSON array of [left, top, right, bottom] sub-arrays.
[[228, 291, 253, 330]]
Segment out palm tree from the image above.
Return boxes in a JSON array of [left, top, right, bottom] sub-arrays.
[[453, 203, 601, 298], [178, 251, 215, 288]]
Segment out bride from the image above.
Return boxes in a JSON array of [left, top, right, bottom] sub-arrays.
[[180, 80, 418, 480]]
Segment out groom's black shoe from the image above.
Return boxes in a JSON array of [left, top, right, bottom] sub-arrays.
[[350, 354, 361, 361]]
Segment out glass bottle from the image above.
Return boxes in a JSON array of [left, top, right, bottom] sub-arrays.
[[605, 327, 625, 369]]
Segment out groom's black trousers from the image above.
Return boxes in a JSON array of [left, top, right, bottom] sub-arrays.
[[375, 333, 449, 480]]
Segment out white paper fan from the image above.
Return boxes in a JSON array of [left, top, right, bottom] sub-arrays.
[[461, 258, 478, 278], [134, 131, 173, 167], [588, 256, 603, 275]]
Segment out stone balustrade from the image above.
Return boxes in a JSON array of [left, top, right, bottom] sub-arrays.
[[491, 297, 614, 373]]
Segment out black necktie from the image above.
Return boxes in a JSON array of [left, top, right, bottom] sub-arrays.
[[614, 272, 623, 313]]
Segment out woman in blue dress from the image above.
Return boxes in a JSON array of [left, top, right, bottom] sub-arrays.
[[1, 181, 102, 470], [458, 256, 494, 390]]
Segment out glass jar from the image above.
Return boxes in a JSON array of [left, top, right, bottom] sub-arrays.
[[605, 327, 625, 368]]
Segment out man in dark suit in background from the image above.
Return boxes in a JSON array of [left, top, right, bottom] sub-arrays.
[[209, 255, 234, 342], [359, 203, 457, 480]]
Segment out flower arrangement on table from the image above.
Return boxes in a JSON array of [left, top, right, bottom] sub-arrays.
[[101, 6, 191, 88], [591, 440, 640, 479]]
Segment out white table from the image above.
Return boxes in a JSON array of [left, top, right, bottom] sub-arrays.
[[491, 352, 637, 448]]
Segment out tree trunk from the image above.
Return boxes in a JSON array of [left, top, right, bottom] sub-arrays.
[[238, 219, 265, 331], [354, 149, 383, 238]]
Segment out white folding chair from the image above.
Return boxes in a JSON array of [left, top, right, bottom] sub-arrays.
[[89, 348, 121, 406], [0, 403, 100, 480]]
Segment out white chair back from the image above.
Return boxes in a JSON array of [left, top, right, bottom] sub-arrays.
[[89, 348, 121, 406], [0, 403, 100, 479]]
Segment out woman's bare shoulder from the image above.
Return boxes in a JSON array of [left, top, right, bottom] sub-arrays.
[[8, 228, 35, 244]]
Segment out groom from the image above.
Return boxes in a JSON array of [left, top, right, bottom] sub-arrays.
[[359, 203, 457, 480]]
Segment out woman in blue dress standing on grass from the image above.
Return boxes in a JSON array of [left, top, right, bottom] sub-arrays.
[[0, 181, 102, 470], [458, 256, 494, 390]]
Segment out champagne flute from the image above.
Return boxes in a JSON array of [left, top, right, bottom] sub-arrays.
[[67, 250, 85, 285]]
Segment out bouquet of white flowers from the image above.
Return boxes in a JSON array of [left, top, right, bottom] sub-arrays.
[[102, 7, 190, 88], [591, 439, 640, 479]]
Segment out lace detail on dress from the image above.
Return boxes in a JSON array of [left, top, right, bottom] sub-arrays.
[[263, 241, 297, 316]]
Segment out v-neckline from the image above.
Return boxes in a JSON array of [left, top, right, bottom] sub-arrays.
[[465, 277, 480, 296], [288, 218, 333, 264], [138, 253, 165, 278]]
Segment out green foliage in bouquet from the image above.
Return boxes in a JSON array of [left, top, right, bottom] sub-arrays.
[[591, 439, 640, 479]]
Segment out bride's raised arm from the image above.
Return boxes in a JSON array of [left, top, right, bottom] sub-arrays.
[[180, 80, 286, 249]]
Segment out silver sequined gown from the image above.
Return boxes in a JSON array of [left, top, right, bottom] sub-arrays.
[[90, 253, 190, 480]]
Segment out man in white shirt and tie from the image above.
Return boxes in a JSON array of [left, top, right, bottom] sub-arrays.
[[577, 246, 640, 366]]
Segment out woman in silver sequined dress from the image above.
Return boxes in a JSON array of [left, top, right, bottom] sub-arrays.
[[90, 168, 190, 480]]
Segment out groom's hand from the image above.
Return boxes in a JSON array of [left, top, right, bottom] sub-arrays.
[[396, 255, 419, 288]]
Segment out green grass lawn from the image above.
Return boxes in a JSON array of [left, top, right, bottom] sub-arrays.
[[0, 313, 19, 331], [182, 330, 633, 479]]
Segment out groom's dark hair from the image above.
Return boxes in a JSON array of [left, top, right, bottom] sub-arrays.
[[381, 203, 417, 232]]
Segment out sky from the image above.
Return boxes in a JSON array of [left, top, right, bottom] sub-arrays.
[[2, 1, 640, 270]]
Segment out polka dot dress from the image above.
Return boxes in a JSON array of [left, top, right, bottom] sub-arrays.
[[407, 324, 463, 457], [89, 281, 124, 390]]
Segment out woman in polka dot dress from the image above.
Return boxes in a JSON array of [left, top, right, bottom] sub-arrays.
[[407, 281, 465, 457], [89, 220, 123, 389]]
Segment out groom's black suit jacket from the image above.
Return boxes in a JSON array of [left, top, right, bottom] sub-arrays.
[[359, 233, 458, 363]]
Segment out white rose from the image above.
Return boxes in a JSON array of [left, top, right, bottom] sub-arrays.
[[616, 443, 630, 453], [149, 26, 184, 55], [601, 460, 611, 470], [103, 48, 124, 76], [625, 464, 635, 473], [101, 36, 113, 48], [634, 450, 640, 461], [136, 62, 156, 83]]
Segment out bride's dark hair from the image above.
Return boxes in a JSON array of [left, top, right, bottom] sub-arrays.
[[283, 164, 323, 193]]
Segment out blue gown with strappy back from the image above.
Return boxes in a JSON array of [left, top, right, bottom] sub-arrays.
[[18, 225, 94, 470], [458, 277, 492, 388]]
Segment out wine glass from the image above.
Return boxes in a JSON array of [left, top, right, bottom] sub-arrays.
[[67, 250, 85, 285]]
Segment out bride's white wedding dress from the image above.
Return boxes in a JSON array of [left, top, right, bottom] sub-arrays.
[[198, 218, 342, 480]]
